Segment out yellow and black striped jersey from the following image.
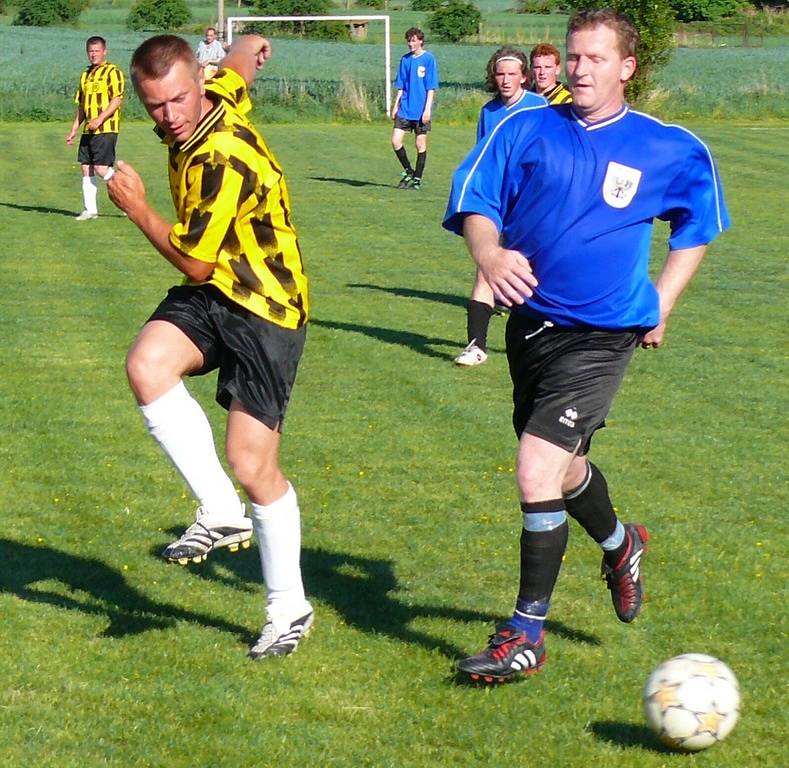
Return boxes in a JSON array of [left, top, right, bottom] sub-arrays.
[[162, 68, 309, 329], [74, 63, 125, 134], [543, 82, 572, 105]]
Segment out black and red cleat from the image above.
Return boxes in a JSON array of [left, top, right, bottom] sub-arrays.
[[602, 523, 649, 623], [458, 625, 546, 684]]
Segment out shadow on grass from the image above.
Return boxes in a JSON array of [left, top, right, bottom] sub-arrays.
[[588, 721, 672, 753], [348, 283, 468, 310], [183, 544, 599, 660], [311, 317, 458, 362], [0, 538, 249, 641], [0, 201, 78, 218], [308, 176, 392, 189], [0, 201, 127, 219]]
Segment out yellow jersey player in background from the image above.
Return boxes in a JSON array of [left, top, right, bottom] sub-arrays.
[[66, 36, 124, 220], [106, 34, 313, 660], [530, 43, 573, 105]]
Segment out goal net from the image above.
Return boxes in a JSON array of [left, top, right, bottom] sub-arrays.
[[226, 15, 392, 114]]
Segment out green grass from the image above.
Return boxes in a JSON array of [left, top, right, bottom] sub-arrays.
[[0, 120, 787, 767]]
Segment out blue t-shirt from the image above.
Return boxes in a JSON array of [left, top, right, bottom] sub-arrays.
[[477, 90, 547, 141], [444, 104, 730, 331], [395, 50, 439, 121]]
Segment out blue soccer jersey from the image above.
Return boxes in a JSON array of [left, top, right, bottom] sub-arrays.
[[395, 50, 439, 121], [477, 90, 547, 142], [444, 104, 730, 331]]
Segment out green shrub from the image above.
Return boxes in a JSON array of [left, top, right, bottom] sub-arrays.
[[126, 0, 191, 31], [411, 0, 443, 11], [14, 0, 88, 26], [355, 0, 387, 8], [253, 0, 349, 38], [428, 1, 482, 42], [671, 0, 745, 21]]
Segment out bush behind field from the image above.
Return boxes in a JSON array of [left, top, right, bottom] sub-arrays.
[[1, 25, 787, 121]]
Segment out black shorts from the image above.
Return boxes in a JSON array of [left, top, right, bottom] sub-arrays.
[[393, 116, 432, 135], [77, 133, 118, 167], [148, 284, 306, 432], [506, 313, 638, 454]]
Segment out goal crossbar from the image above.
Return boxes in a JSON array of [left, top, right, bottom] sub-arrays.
[[227, 15, 392, 113]]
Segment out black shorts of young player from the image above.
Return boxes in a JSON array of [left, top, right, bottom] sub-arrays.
[[393, 116, 432, 135], [148, 284, 306, 432], [77, 133, 118, 167], [505, 312, 638, 453]]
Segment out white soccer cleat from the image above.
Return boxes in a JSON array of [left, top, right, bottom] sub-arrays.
[[248, 607, 314, 660], [75, 210, 98, 221], [454, 341, 488, 367], [162, 505, 252, 565]]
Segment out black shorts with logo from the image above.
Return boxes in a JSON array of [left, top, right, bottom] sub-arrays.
[[148, 284, 306, 432], [393, 116, 431, 135], [506, 312, 638, 454], [77, 133, 118, 167]]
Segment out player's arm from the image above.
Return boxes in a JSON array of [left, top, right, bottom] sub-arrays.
[[106, 161, 213, 282], [390, 89, 403, 120], [66, 105, 85, 144], [86, 95, 123, 131], [462, 214, 537, 307], [220, 35, 272, 90], [422, 89, 435, 123], [640, 244, 707, 349]]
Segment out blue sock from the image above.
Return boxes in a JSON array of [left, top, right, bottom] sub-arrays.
[[509, 598, 549, 643]]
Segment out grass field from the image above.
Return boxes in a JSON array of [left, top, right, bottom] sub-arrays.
[[0, 119, 786, 766]]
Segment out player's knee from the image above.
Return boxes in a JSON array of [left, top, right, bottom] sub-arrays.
[[227, 448, 280, 494], [125, 344, 168, 397]]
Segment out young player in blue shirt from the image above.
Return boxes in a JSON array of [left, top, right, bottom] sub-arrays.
[[390, 28, 439, 191], [444, 9, 730, 683], [455, 47, 546, 367]]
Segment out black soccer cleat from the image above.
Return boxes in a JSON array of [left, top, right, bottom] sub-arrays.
[[458, 625, 546, 684], [602, 523, 650, 623], [397, 170, 414, 189], [162, 506, 253, 565]]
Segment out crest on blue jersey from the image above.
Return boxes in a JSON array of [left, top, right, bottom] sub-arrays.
[[603, 161, 642, 209]]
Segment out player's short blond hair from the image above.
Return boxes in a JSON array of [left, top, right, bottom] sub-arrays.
[[566, 8, 639, 59], [130, 34, 199, 88]]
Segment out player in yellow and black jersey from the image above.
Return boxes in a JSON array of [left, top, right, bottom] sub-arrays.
[[66, 36, 125, 220], [530, 43, 573, 105], [106, 35, 313, 660]]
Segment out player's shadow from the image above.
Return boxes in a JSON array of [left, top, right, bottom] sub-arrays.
[[308, 176, 391, 189], [0, 201, 78, 218], [588, 721, 672, 754], [185, 545, 599, 660], [348, 283, 468, 310], [0, 537, 249, 641], [311, 317, 458, 362]]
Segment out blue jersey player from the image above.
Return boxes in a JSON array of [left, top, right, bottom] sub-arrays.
[[390, 27, 439, 191], [455, 47, 546, 368], [443, 9, 730, 683]]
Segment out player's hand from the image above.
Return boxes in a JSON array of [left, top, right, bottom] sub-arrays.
[[106, 160, 146, 217], [255, 38, 272, 70], [640, 321, 666, 348], [65, 131, 75, 145], [86, 118, 102, 131], [477, 246, 537, 307]]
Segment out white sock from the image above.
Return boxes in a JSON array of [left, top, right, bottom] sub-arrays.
[[82, 176, 98, 214], [250, 483, 309, 617], [139, 381, 241, 520]]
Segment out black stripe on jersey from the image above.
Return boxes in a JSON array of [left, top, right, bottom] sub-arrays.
[[200, 158, 225, 204], [264, 251, 297, 293], [228, 154, 263, 208], [250, 212, 278, 252], [182, 208, 213, 248], [265, 296, 287, 321]]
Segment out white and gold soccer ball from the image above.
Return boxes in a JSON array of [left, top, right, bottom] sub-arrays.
[[643, 653, 740, 751]]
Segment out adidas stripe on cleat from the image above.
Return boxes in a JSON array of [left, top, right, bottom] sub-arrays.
[[457, 625, 546, 684], [602, 522, 649, 623], [162, 505, 253, 565], [248, 609, 314, 660]]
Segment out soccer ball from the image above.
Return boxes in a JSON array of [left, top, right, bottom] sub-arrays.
[[643, 653, 740, 751]]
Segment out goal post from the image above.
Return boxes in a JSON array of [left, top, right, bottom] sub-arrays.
[[226, 15, 392, 114]]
